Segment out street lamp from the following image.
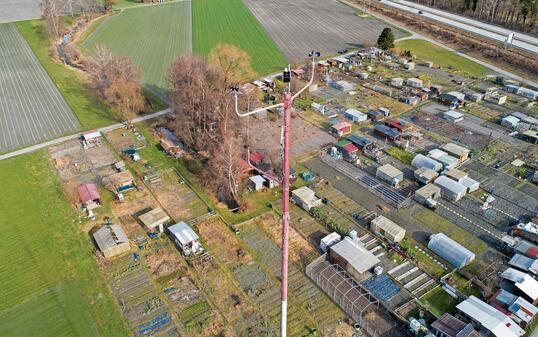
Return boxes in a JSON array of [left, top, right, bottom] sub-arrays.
[[232, 51, 320, 337]]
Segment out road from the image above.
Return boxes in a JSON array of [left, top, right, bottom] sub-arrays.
[[0, 108, 171, 161], [379, 0, 538, 54], [340, 0, 538, 88]]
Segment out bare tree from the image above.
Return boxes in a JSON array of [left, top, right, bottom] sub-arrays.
[[42, 0, 62, 38], [168, 45, 259, 205], [168, 55, 219, 150], [86, 45, 144, 123]]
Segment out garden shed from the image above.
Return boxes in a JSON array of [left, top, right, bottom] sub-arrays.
[[434, 176, 467, 201], [168, 222, 203, 256], [93, 224, 130, 259], [370, 215, 405, 243], [78, 183, 101, 209], [139, 207, 170, 233], [344, 109, 367, 123], [376, 164, 403, 187], [329, 237, 379, 279], [291, 186, 322, 211]]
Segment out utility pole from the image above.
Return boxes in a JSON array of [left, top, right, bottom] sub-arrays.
[[233, 51, 320, 337]]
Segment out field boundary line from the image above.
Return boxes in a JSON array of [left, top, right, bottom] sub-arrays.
[[0, 108, 170, 161]]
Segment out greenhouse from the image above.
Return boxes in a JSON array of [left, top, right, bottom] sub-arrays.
[[411, 154, 443, 172], [428, 233, 475, 268]]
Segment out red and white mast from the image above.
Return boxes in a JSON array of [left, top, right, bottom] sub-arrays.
[[233, 51, 319, 337]]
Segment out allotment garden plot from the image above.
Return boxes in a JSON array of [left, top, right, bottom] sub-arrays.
[[243, 0, 405, 61], [82, 1, 192, 101], [0, 23, 80, 153]]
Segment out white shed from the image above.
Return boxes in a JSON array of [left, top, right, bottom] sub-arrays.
[[502, 116, 520, 129], [376, 164, 403, 187], [434, 176, 467, 201], [390, 77, 404, 88], [168, 222, 203, 256], [344, 108, 367, 123], [406, 78, 423, 88], [291, 186, 322, 211], [370, 215, 405, 243], [248, 175, 266, 191], [443, 110, 464, 123]]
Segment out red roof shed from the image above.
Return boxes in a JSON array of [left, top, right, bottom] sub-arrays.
[[527, 247, 538, 259], [384, 118, 409, 132], [248, 151, 264, 165], [342, 143, 358, 154], [78, 184, 100, 205]]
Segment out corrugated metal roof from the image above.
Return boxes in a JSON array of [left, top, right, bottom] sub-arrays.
[[508, 254, 536, 270], [501, 268, 538, 301], [249, 175, 266, 185], [434, 176, 467, 195], [94, 225, 129, 252], [344, 109, 366, 119], [331, 237, 379, 273], [492, 289, 538, 324], [332, 121, 352, 131], [374, 124, 400, 138], [168, 222, 199, 246], [415, 183, 441, 198], [291, 186, 317, 202], [139, 208, 170, 229], [342, 143, 358, 153], [431, 313, 467, 336], [446, 169, 468, 181], [414, 167, 438, 180], [440, 143, 470, 157], [456, 296, 524, 337], [371, 215, 405, 239], [347, 134, 372, 148], [377, 164, 403, 178], [444, 110, 464, 119], [78, 183, 100, 204]]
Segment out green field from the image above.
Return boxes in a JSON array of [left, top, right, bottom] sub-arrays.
[[16, 20, 116, 130], [192, 0, 288, 76], [421, 287, 458, 317], [82, 2, 192, 100], [395, 39, 490, 77], [0, 152, 129, 336]]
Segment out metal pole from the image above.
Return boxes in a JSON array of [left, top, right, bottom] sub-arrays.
[[232, 52, 319, 337], [280, 91, 292, 337]]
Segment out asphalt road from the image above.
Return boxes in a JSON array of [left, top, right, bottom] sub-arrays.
[[0, 0, 41, 23], [379, 0, 538, 54]]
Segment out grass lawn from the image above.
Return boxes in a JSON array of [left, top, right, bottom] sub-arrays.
[[192, 0, 288, 76], [0, 152, 129, 337], [300, 110, 330, 130], [421, 287, 458, 317], [16, 20, 117, 130], [395, 39, 491, 77], [385, 147, 414, 165], [405, 208, 488, 255], [81, 2, 191, 101]]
